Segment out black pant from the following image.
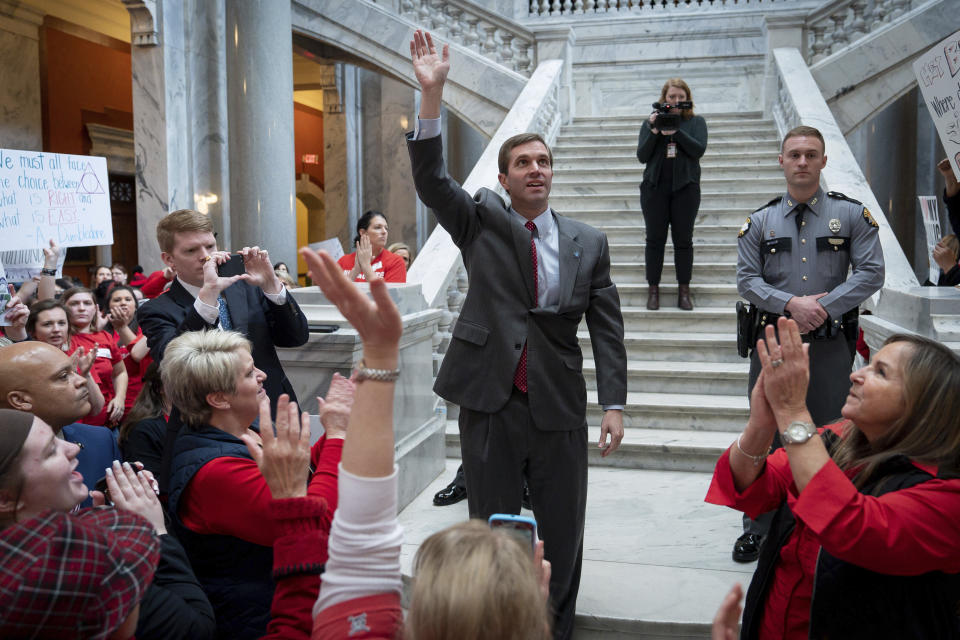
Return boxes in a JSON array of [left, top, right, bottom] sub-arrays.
[[459, 388, 587, 640], [640, 181, 700, 285]]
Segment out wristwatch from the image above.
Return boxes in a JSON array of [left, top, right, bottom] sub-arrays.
[[354, 359, 401, 383], [40, 267, 57, 276], [782, 420, 818, 444]]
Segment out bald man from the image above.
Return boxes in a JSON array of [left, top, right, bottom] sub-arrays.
[[0, 342, 121, 502]]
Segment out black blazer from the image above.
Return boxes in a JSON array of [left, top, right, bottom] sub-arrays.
[[137, 279, 309, 408], [407, 133, 627, 431]]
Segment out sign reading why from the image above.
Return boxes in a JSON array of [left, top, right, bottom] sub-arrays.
[[914, 29, 960, 180], [0, 148, 113, 252]]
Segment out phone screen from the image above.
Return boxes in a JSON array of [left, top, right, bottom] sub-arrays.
[[217, 254, 246, 277], [489, 518, 536, 553]]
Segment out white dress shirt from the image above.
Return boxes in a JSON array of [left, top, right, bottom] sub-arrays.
[[177, 277, 287, 326]]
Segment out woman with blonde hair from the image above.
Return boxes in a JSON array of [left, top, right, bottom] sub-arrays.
[[636, 77, 707, 310]]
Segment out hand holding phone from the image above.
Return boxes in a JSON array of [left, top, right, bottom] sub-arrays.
[[488, 513, 538, 554]]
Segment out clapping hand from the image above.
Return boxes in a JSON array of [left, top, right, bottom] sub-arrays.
[[711, 584, 743, 640], [241, 394, 311, 499], [318, 372, 356, 440], [108, 303, 133, 330], [933, 241, 958, 273], [71, 345, 97, 378], [99, 460, 166, 534], [756, 318, 810, 421]]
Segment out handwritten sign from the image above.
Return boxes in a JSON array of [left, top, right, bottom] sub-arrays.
[[914, 29, 960, 179], [919, 196, 942, 284], [0, 148, 113, 252], [0, 248, 67, 282], [0, 263, 9, 326]]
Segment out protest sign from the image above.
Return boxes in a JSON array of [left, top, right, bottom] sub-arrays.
[[914, 29, 960, 180], [0, 261, 9, 327], [0, 248, 67, 282], [918, 196, 942, 284], [308, 238, 345, 261], [0, 148, 113, 252]]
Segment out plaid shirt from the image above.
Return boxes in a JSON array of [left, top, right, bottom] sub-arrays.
[[0, 507, 160, 639]]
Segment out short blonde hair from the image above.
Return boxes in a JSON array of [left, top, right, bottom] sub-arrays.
[[407, 520, 550, 640], [157, 209, 214, 254], [160, 330, 251, 427]]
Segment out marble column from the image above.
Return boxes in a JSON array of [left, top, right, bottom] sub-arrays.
[[761, 14, 806, 119], [225, 0, 296, 267], [322, 64, 351, 252], [0, 1, 43, 151], [125, 0, 193, 271]]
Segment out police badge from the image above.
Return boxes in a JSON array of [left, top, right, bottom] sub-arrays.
[[828, 218, 842, 234]]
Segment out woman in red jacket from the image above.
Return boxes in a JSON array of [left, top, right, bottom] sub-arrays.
[[337, 210, 406, 283], [706, 317, 960, 639]]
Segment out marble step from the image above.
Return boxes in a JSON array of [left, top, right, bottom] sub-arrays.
[[581, 305, 738, 334], [578, 328, 741, 363], [595, 223, 741, 244], [554, 164, 783, 179], [571, 111, 765, 125], [611, 261, 736, 285], [551, 175, 784, 195], [613, 283, 742, 308], [584, 389, 749, 432], [570, 208, 759, 226], [552, 139, 780, 157], [556, 129, 776, 145], [550, 191, 771, 210], [582, 359, 748, 396], [610, 243, 738, 262], [560, 121, 776, 136], [553, 151, 781, 170], [398, 460, 752, 639]]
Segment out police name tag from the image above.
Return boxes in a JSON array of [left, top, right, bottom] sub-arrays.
[[666, 142, 677, 159], [828, 238, 844, 245], [97, 348, 112, 359]]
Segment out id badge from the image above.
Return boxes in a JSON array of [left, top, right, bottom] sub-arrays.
[[666, 142, 677, 159]]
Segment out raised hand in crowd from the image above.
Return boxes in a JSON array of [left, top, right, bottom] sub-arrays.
[[711, 583, 743, 640], [2, 286, 29, 341], [938, 158, 959, 197], [317, 372, 355, 440], [410, 29, 449, 119], [239, 245, 284, 295], [70, 345, 106, 417], [351, 234, 375, 282], [37, 238, 61, 301], [241, 394, 311, 500]]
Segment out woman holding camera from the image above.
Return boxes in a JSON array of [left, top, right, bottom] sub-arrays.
[[636, 78, 707, 310]]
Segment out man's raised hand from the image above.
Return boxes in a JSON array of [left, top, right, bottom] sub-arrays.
[[410, 30, 448, 119]]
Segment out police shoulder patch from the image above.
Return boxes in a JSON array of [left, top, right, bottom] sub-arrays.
[[862, 207, 879, 228], [826, 191, 863, 205], [738, 217, 751, 238], [752, 196, 782, 213]]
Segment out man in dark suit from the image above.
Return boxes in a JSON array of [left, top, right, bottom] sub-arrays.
[[138, 209, 309, 408], [408, 31, 628, 640]]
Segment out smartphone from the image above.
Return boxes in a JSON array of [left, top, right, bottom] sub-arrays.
[[94, 476, 113, 505], [217, 253, 246, 277], [488, 513, 537, 554]]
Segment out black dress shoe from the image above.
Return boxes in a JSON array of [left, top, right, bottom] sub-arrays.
[[433, 481, 467, 506], [521, 483, 533, 511], [732, 532, 763, 563]]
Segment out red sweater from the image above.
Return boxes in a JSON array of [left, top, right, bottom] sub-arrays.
[[705, 421, 960, 640], [69, 331, 124, 427], [337, 250, 406, 283], [139, 270, 172, 299], [180, 437, 342, 547]]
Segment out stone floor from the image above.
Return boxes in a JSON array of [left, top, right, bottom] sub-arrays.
[[398, 459, 756, 639]]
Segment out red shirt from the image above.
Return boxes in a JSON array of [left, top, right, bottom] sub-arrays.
[[179, 436, 342, 547], [68, 331, 123, 427], [120, 329, 152, 413], [312, 592, 402, 640], [337, 250, 406, 283], [705, 421, 960, 640], [139, 270, 171, 299]]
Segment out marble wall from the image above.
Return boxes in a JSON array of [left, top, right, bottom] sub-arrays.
[[0, 2, 42, 151]]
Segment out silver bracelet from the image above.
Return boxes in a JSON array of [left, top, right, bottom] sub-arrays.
[[354, 359, 400, 383], [736, 434, 768, 467]]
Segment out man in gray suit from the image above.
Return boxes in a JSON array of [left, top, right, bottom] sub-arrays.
[[408, 31, 628, 640]]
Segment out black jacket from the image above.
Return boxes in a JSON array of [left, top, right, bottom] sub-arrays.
[[636, 114, 708, 190], [136, 534, 216, 640]]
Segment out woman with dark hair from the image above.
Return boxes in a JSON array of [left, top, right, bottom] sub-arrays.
[[706, 317, 960, 639], [62, 287, 128, 427], [636, 78, 707, 310], [337, 210, 407, 283], [119, 363, 167, 478], [0, 408, 214, 640], [105, 284, 151, 414]]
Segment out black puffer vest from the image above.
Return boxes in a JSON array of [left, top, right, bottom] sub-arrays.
[[167, 425, 274, 640], [742, 431, 960, 639]]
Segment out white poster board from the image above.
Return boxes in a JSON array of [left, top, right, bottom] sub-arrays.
[[0, 262, 9, 326], [919, 196, 941, 283], [0, 148, 113, 252], [0, 248, 67, 282], [308, 238, 345, 262], [914, 29, 960, 180]]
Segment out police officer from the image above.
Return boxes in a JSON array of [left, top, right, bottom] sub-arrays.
[[731, 125, 885, 562]]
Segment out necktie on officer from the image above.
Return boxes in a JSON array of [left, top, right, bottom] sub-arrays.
[[794, 202, 807, 232]]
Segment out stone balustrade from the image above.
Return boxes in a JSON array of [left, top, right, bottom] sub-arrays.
[[804, 0, 924, 64], [398, 0, 536, 75], [527, 0, 780, 16]]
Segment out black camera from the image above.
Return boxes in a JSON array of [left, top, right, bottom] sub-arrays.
[[652, 101, 692, 130]]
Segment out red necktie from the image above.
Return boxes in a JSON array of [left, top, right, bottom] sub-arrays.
[[513, 221, 539, 392]]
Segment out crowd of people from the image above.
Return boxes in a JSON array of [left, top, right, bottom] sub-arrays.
[[1, 27, 960, 640]]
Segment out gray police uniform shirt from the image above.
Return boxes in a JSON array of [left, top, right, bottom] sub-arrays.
[[736, 187, 885, 323]]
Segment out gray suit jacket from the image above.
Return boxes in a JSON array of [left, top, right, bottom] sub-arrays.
[[408, 134, 627, 431]]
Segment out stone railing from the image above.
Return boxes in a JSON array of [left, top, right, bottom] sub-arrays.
[[407, 58, 563, 370], [398, 0, 536, 75], [804, 0, 926, 64], [527, 0, 781, 16], [771, 47, 960, 353]]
